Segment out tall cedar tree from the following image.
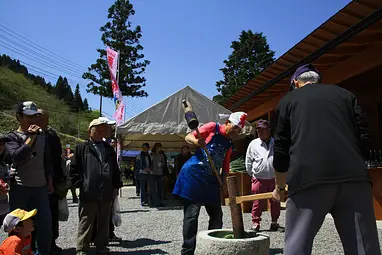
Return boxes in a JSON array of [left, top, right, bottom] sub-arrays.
[[83, 0, 150, 100], [73, 84, 84, 111], [213, 30, 275, 104], [83, 98, 89, 112]]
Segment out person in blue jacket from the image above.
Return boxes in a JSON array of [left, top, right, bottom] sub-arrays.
[[173, 111, 247, 255]]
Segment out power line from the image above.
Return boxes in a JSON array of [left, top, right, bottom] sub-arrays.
[[0, 22, 88, 70], [0, 40, 85, 79], [1, 54, 89, 89], [0, 22, 147, 115], [0, 33, 84, 74]]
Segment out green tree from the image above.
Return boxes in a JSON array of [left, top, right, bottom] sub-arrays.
[[73, 84, 84, 111], [213, 30, 275, 104], [62, 78, 74, 106], [55, 76, 66, 100], [83, 0, 150, 103], [83, 98, 89, 112]]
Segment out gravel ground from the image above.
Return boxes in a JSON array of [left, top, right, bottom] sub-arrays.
[[1, 186, 382, 254]]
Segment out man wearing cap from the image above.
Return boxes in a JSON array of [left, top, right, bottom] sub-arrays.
[[173, 112, 247, 255], [272, 64, 381, 254], [70, 118, 123, 255], [36, 109, 66, 254], [4, 101, 53, 255], [245, 119, 283, 233], [90, 117, 123, 244]]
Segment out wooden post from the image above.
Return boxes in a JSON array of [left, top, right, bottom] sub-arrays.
[[227, 176, 245, 238]]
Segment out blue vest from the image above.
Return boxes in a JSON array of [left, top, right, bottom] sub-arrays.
[[173, 123, 232, 205]]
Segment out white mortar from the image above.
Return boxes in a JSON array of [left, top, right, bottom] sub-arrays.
[[195, 229, 270, 255]]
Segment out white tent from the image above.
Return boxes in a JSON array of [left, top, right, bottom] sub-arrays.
[[117, 86, 253, 152]]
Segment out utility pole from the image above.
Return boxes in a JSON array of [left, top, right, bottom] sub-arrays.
[[99, 93, 103, 117], [77, 110, 80, 139]]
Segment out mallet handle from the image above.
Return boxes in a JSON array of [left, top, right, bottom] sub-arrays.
[[195, 129, 223, 188]]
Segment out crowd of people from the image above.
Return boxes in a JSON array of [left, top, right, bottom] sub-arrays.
[[0, 102, 122, 255], [0, 63, 381, 255]]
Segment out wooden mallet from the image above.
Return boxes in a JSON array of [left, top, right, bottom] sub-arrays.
[[182, 99, 223, 187]]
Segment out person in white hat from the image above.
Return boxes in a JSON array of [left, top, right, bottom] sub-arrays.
[[70, 118, 123, 255], [173, 111, 247, 255]]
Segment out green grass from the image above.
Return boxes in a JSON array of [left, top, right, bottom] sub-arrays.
[[0, 67, 99, 146]]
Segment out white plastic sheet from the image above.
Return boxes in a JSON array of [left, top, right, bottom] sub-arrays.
[[112, 196, 122, 227]]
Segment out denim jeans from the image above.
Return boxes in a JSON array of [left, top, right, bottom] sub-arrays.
[[150, 175, 164, 206], [139, 173, 149, 205], [9, 185, 52, 255], [181, 200, 223, 255]]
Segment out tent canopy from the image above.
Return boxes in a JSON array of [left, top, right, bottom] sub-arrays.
[[117, 86, 253, 152]]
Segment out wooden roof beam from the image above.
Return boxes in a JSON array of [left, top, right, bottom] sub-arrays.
[[323, 42, 382, 85]]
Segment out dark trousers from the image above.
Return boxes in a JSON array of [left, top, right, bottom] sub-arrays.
[[140, 174, 153, 205], [49, 194, 59, 243], [91, 200, 115, 241], [9, 185, 52, 255], [76, 200, 112, 252], [181, 200, 223, 255], [135, 179, 140, 196], [284, 182, 381, 255]]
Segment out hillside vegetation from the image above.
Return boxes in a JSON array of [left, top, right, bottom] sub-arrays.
[[0, 67, 100, 146]]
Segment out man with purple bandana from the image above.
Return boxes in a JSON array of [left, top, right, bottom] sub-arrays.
[[272, 64, 381, 254]]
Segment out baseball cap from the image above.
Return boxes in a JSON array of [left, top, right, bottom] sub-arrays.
[[256, 120, 269, 129], [16, 101, 41, 116], [290, 64, 321, 86], [2, 209, 37, 233], [88, 118, 110, 129], [98, 117, 116, 125]]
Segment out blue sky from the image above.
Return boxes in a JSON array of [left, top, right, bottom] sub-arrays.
[[0, 0, 351, 120]]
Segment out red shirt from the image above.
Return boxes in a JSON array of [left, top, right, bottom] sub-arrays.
[[0, 234, 33, 255], [191, 122, 232, 173]]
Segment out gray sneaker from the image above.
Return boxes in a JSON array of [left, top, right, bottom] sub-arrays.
[[76, 252, 87, 255]]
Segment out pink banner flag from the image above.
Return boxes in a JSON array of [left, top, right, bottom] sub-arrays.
[[106, 46, 124, 124]]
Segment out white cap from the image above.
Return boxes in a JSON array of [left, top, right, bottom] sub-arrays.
[[89, 118, 110, 128], [98, 117, 116, 125], [228, 112, 247, 129]]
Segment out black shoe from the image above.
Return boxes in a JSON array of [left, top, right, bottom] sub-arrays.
[[109, 234, 122, 242], [269, 222, 285, 232], [141, 202, 148, 207], [51, 243, 63, 254], [96, 247, 110, 254], [250, 224, 260, 233]]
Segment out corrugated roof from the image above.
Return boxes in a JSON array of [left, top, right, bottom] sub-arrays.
[[223, 0, 382, 112]]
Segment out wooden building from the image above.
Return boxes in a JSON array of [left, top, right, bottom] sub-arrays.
[[223, 0, 382, 219]]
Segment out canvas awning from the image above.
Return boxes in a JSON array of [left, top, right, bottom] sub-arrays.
[[117, 86, 253, 152]]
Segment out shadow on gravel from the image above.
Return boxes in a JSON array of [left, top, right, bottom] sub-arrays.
[[120, 209, 150, 213], [156, 205, 183, 211], [109, 238, 171, 249], [268, 248, 283, 255], [62, 248, 76, 255], [110, 248, 168, 254]]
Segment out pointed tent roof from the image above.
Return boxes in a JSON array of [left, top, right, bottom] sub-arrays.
[[117, 86, 253, 152]]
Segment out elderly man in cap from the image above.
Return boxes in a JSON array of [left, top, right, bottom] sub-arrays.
[[70, 118, 122, 255], [272, 64, 381, 254], [90, 117, 123, 244], [4, 101, 53, 255], [245, 119, 283, 233]]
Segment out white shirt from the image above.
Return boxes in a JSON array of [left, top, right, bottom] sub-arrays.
[[245, 137, 275, 179]]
